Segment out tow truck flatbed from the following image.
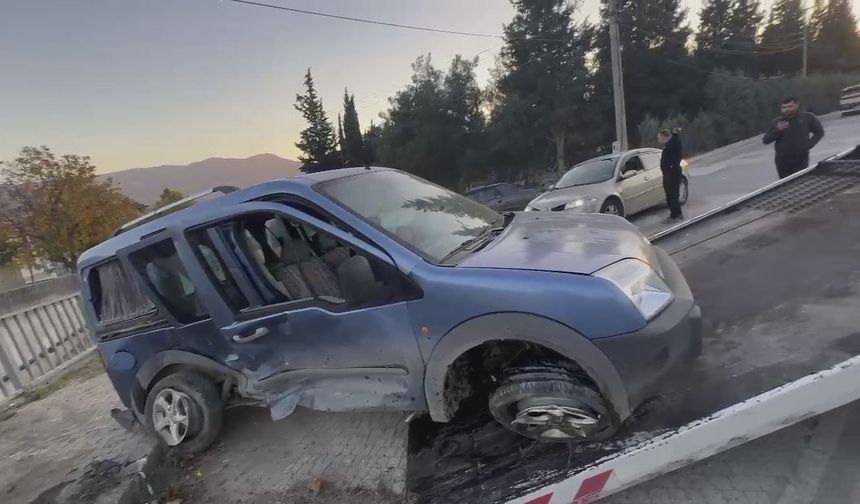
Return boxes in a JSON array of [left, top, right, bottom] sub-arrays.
[[408, 146, 860, 504]]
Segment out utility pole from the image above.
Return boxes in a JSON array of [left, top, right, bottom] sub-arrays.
[[802, 5, 808, 78], [607, 0, 628, 152]]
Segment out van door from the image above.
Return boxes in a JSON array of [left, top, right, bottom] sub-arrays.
[[172, 202, 426, 419]]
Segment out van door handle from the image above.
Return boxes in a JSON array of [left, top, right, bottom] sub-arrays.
[[233, 327, 269, 343]]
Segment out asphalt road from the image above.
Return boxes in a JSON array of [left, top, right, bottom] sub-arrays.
[[599, 115, 860, 504], [630, 111, 860, 238]]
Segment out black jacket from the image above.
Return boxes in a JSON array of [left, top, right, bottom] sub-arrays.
[[660, 133, 682, 174], [762, 111, 824, 161]]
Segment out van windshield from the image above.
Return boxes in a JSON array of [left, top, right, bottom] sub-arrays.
[[317, 170, 501, 263]]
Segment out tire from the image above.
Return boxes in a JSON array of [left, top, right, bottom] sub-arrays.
[[600, 197, 624, 217], [679, 176, 689, 206], [144, 371, 223, 455], [488, 367, 617, 442]]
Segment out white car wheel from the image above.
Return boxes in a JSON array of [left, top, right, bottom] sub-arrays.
[[679, 177, 689, 205]]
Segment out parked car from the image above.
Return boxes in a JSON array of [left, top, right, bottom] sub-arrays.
[[840, 84, 860, 117], [79, 167, 701, 453], [464, 182, 539, 211], [525, 148, 690, 218]]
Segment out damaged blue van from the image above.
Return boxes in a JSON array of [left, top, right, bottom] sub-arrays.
[[78, 167, 701, 453]]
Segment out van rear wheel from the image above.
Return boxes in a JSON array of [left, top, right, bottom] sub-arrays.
[[488, 367, 616, 442], [144, 371, 223, 455]]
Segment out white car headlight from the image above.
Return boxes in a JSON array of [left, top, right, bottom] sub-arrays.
[[524, 206, 535, 212], [594, 259, 673, 320], [564, 196, 598, 210]]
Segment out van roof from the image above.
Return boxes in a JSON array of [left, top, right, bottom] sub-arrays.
[[77, 166, 389, 270]]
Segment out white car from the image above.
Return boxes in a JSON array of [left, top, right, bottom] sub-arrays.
[[840, 84, 860, 117], [525, 148, 690, 218]]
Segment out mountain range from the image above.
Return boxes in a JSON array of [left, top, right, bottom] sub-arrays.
[[100, 153, 301, 205]]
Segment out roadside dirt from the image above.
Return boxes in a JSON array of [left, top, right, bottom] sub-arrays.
[[0, 353, 153, 504]]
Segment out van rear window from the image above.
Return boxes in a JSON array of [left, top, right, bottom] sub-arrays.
[[88, 259, 156, 325]]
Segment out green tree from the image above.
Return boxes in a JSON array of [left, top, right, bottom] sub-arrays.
[[375, 54, 485, 189], [725, 0, 764, 76], [0, 146, 141, 270], [342, 89, 365, 166], [363, 121, 382, 166], [759, 0, 805, 76], [494, 0, 593, 172], [0, 224, 20, 266], [152, 188, 185, 210], [294, 69, 339, 172], [696, 0, 734, 57], [810, 0, 860, 73], [696, 0, 763, 76]]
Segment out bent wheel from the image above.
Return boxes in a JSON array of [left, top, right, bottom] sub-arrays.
[[488, 367, 616, 442]]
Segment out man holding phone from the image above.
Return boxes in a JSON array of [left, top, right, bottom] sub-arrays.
[[763, 96, 825, 179]]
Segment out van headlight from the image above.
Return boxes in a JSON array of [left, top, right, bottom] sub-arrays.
[[564, 196, 597, 210], [594, 259, 673, 320]]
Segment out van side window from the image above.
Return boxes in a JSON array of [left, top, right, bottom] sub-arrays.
[[88, 259, 157, 325], [187, 230, 249, 312], [221, 212, 420, 310], [127, 240, 208, 324]]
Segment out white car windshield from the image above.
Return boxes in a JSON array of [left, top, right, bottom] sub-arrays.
[[556, 158, 618, 188], [318, 170, 502, 263]]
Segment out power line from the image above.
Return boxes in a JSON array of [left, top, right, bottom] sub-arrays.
[[230, 0, 593, 44], [230, 0, 503, 39], [233, 0, 802, 82]]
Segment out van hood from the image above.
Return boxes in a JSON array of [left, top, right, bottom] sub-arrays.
[[457, 212, 659, 275]]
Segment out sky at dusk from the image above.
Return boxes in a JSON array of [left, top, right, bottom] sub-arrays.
[[2, 0, 857, 173]]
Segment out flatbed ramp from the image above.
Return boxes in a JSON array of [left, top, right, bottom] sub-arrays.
[[408, 147, 860, 504]]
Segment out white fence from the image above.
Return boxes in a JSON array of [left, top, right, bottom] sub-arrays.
[[0, 280, 93, 403]]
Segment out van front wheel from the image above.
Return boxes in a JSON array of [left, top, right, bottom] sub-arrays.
[[488, 366, 616, 442]]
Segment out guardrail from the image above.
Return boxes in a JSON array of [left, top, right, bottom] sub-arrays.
[[0, 293, 93, 402]]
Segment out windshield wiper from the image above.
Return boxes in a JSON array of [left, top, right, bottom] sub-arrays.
[[441, 217, 510, 264]]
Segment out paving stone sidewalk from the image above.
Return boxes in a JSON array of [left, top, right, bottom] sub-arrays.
[[0, 355, 153, 504]]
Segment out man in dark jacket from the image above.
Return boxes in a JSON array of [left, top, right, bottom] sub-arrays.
[[763, 96, 825, 179], [659, 127, 684, 220]]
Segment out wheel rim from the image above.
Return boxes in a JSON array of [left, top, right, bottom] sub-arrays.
[[679, 179, 688, 204], [511, 399, 602, 439], [602, 201, 621, 215], [152, 388, 193, 446]]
